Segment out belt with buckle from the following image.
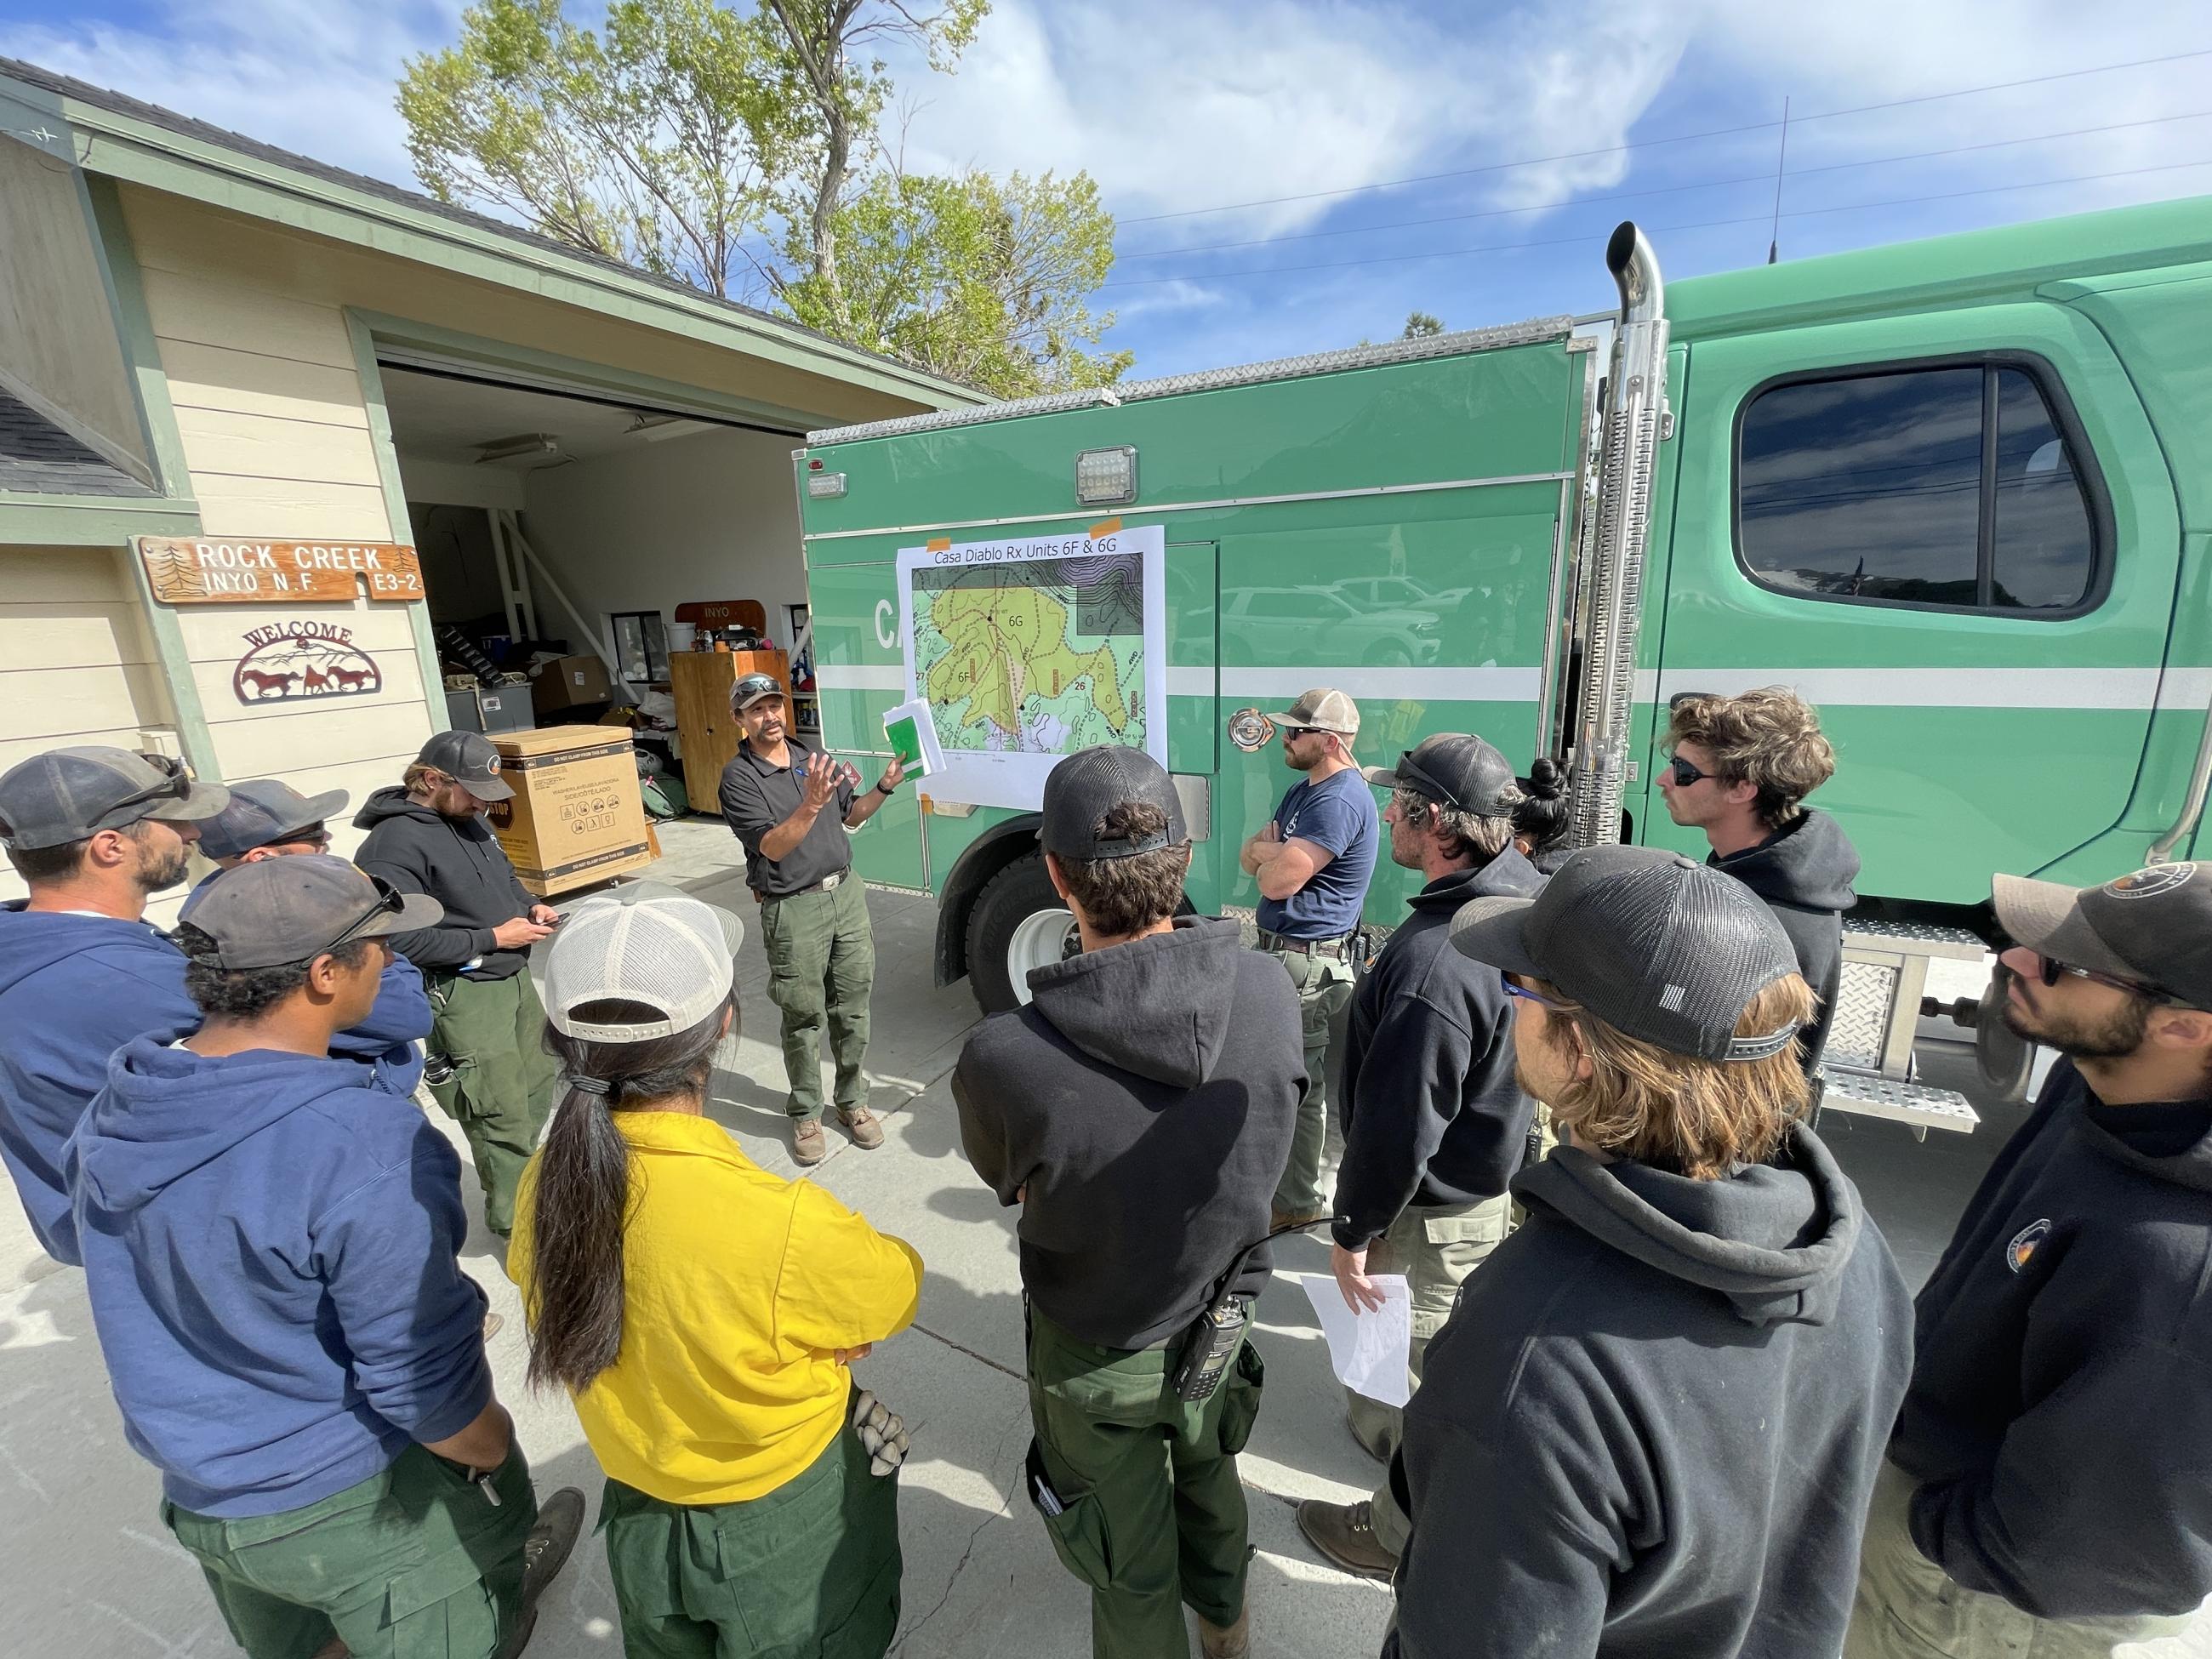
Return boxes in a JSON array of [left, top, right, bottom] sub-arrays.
[[1258, 930, 1353, 959], [760, 869, 847, 904]]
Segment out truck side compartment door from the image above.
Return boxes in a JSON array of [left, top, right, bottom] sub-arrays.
[[1647, 302, 2179, 906]]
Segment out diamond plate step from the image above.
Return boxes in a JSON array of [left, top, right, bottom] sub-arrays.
[[1817, 1069, 1981, 1137]]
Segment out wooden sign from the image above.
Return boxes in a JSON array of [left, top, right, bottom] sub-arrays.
[[137, 538, 425, 605], [673, 598, 767, 632], [233, 620, 385, 704]]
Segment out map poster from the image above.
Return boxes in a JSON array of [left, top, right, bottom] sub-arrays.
[[896, 522, 1167, 812]]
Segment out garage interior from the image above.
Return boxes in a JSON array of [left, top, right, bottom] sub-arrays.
[[379, 360, 822, 814]]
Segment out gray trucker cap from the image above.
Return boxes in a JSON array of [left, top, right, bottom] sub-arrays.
[[197, 778, 350, 860], [1040, 745, 1187, 860], [1451, 843, 1804, 1063], [1993, 863, 2212, 1011], [0, 746, 229, 851], [184, 855, 442, 971], [417, 730, 514, 802], [1362, 733, 1520, 816]]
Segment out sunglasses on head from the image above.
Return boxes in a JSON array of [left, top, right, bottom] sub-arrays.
[[105, 751, 194, 818], [308, 874, 407, 961], [2030, 951, 2181, 1006]]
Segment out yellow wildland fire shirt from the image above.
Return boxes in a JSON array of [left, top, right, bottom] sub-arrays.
[[510, 1111, 923, 1505]]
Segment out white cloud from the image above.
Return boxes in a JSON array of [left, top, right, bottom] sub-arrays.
[[890, 0, 1698, 244], [0, 0, 459, 190]]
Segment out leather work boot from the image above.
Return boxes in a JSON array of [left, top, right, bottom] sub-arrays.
[[793, 1118, 828, 1166], [493, 1485, 586, 1659], [839, 1106, 886, 1149], [1296, 1497, 1399, 1580], [1198, 1604, 1250, 1658]]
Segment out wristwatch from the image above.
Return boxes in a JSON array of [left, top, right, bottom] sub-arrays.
[[875, 776, 898, 795]]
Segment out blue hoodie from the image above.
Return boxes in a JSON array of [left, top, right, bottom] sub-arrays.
[[181, 869, 432, 1095], [68, 1037, 491, 1519], [0, 904, 197, 1263]]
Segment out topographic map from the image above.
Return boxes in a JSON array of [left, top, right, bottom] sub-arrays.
[[911, 554, 1143, 755], [897, 525, 1167, 810]]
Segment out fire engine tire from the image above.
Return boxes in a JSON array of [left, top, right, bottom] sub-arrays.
[[966, 851, 1075, 1014]]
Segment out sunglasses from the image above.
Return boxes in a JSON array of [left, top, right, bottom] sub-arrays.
[[282, 824, 334, 850], [2031, 951, 2182, 1006], [1281, 726, 1320, 741], [1501, 971, 1571, 1011], [296, 874, 407, 963], [1664, 754, 1718, 788], [105, 751, 195, 818]]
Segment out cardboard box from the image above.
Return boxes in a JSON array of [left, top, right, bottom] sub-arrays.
[[531, 654, 613, 715], [487, 726, 656, 896]]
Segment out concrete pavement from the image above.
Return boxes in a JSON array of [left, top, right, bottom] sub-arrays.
[[0, 815, 2202, 1656]]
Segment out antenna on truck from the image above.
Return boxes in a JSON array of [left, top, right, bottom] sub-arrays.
[[1767, 97, 1791, 265]]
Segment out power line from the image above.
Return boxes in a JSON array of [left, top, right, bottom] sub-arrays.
[[1118, 44, 2212, 226], [1113, 108, 2212, 261], [1098, 157, 2212, 288]]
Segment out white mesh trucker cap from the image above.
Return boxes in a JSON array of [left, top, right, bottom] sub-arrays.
[[541, 883, 744, 1041]]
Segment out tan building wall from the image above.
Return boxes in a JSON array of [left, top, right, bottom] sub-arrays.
[[0, 545, 185, 911], [123, 190, 437, 863]]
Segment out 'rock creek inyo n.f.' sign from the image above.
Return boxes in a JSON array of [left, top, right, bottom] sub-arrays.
[[232, 621, 384, 704], [136, 537, 425, 603]]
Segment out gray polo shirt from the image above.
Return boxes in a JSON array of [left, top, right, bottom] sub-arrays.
[[718, 738, 858, 898]]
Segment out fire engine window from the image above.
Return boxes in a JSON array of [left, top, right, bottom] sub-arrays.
[[1991, 368, 2094, 611], [1739, 368, 1983, 607], [1736, 361, 2099, 616]]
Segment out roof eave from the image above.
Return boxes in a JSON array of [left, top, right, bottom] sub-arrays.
[[0, 70, 984, 413]]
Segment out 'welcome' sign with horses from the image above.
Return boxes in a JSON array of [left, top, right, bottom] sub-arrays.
[[232, 621, 384, 705]]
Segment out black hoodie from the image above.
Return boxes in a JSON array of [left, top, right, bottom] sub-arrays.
[[1387, 1126, 1913, 1659], [1890, 1058, 2212, 1620], [952, 917, 1304, 1349], [351, 788, 536, 978], [1331, 850, 1543, 1250], [1711, 807, 1860, 1075]]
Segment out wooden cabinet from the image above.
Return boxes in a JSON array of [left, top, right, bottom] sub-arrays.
[[670, 647, 792, 815]]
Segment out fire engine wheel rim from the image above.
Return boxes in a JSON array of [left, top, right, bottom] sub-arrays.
[[1006, 907, 1078, 1006]]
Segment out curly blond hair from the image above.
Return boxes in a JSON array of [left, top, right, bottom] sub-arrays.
[[1666, 687, 1836, 830]]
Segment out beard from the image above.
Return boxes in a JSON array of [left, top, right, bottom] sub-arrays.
[[133, 839, 191, 893], [2004, 987, 2152, 1060]]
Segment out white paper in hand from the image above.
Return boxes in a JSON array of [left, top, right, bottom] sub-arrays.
[[1296, 1272, 1413, 1407]]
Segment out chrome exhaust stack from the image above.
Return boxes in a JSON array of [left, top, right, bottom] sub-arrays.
[[1568, 222, 1671, 850]]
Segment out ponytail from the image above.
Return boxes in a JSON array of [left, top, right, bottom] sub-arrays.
[[527, 994, 733, 1394]]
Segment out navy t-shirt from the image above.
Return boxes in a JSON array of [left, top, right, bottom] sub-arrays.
[[1257, 767, 1380, 939]]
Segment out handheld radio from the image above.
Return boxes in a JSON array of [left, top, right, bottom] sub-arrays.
[[1171, 1217, 1326, 1402]]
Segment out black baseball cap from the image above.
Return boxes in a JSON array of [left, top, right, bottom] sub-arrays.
[[1362, 733, 1519, 815], [198, 778, 350, 860], [732, 673, 784, 713], [1451, 843, 1803, 1063], [1993, 862, 2212, 1011], [185, 855, 442, 971], [1040, 745, 1187, 860], [0, 746, 229, 852], [417, 731, 514, 802]]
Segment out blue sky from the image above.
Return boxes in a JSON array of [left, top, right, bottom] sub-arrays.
[[3, 0, 2206, 378]]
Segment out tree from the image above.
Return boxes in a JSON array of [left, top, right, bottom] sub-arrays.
[[398, 0, 1124, 394], [1402, 311, 1445, 339], [759, 0, 986, 337], [398, 0, 799, 299], [784, 168, 1129, 394]]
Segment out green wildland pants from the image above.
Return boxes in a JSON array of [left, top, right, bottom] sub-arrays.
[[1844, 1461, 2192, 1658], [162, 1443, 538, 1659], [598, 1427, 901, 1659], [425, 967, 558, 1240], [1343, 1194, 1511, 1555], [1024, 1305, 1266, 1659], [761, 875, 875, 1122], [1267, 947, 1356, 1217]]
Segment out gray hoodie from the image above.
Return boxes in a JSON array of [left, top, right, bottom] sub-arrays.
[[952, 917, 1305, 1349], [1388, 1125, 1913, 1659]]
